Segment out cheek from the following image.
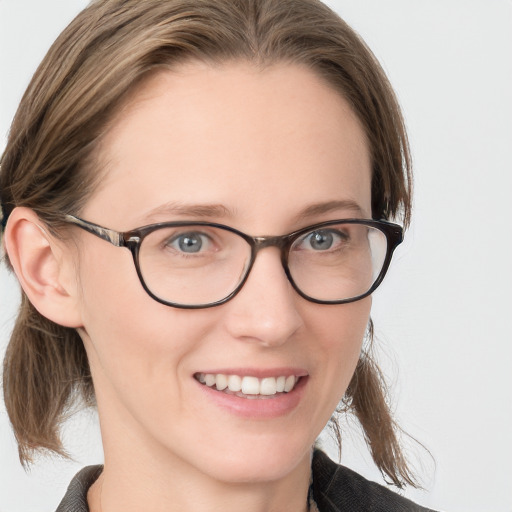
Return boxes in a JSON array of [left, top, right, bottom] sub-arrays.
[[307, 297, 370, 353], [75, 244, 209, 390], [305, 298, 371, 406]]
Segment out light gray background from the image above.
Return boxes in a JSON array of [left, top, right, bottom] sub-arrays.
[[1, 1, 511, 511]]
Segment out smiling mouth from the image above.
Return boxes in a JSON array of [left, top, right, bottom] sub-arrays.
[[194, 373, 301, 399]]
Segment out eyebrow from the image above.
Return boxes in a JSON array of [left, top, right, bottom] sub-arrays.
[[138, 199, 367, 225], [139, 202, 235, 223], [294, 200, 367, 221]]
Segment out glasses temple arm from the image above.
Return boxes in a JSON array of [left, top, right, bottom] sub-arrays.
[[64, 214, 124, 246]]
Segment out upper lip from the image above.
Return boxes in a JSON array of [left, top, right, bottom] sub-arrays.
[[194, 367, 309, 378]]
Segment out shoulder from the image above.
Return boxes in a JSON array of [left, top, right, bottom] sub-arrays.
[[55, 465, 103, 512], [312, 449, 437, 512]]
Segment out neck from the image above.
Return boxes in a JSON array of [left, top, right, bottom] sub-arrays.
[[88, 448, 312, 512]]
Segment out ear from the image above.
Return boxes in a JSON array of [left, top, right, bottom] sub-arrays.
[[4, 207, 83, 328]]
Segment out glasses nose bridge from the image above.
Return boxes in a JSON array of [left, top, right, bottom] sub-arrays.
[[244, 234, 291, 288], [252, 234, 289, 259], [251, 235, 289, 270]]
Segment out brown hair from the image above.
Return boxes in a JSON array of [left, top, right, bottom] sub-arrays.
[[0, 0, 414, 485]]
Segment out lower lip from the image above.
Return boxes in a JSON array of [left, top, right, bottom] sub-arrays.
[[195, 377, 308, 419]]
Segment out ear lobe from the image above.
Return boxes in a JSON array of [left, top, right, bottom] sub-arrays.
[[4, 207, 83, 328]]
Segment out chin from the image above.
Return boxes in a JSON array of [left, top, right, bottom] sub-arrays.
[[191, 435, 313, 484]]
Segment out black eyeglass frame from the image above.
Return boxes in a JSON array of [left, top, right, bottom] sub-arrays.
[[64, 214, 403, 309]]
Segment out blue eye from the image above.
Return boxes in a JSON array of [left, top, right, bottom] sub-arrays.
[[298, 229, 348, 251], [308, 230, 333, 250], [169, 232, 210, 253]]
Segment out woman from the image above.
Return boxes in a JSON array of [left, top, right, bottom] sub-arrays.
[[0, 0, 435, 510]]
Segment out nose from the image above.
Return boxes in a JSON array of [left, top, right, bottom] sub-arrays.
[[223, 247, 303, 347]]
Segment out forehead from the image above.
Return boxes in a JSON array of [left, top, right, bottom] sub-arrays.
[[85, 61, 371, 231]]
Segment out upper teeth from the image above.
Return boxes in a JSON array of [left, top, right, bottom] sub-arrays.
[[197, 373, 298, 395]]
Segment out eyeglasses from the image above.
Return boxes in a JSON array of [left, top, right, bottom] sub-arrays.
[[64, 215, 403, 309]]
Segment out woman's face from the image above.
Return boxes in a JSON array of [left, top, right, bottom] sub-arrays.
[[74, 61, 372, 483]]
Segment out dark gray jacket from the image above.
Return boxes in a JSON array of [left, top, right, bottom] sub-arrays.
[[56, 450, 437, 511]]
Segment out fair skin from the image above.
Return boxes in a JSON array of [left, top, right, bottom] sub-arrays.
[[6, 62, 372, 512]]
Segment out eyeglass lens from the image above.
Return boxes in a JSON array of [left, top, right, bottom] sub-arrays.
[[137, 222, 389, 307]]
